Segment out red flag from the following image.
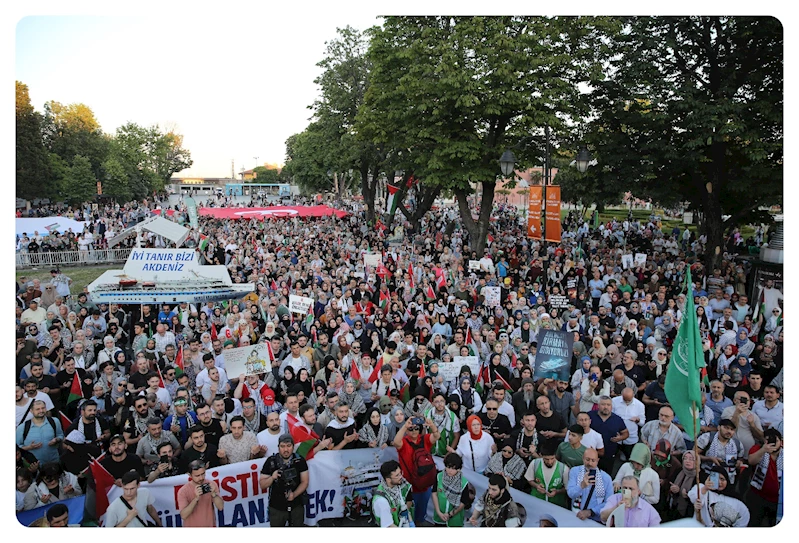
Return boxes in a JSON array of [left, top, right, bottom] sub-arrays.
[[288, 419, 320, 460], [408, 262, 415, 289], [157, 364, 166, 389], [379, 289, 390, 310], [210, 323, 218, 342], [270, 279, 278, 291], [368, 356, 384, 384], [264, 340, 275, 364], [418, 359, 426, 381], [349, 359, 362, 382], [90, 456, 115, 523], [175, 345, 184, 371], [286, 412, 299, 427], [435, 267, 447, 289]]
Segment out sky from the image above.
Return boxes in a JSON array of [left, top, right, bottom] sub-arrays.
[[14, 9, 382, 178]]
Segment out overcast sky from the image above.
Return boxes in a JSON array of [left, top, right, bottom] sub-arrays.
[[15, 10, 382, 178]]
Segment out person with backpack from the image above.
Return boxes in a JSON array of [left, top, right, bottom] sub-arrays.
[[393, 414, 440, 526], [372, 460, 414, 527], [695, 418, 746, 484], [15, 399, 63, 465]]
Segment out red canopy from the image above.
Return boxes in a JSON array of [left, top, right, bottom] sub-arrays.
[[152, 205, 348, 220]]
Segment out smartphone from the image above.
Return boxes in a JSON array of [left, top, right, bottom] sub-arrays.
[[159, 454, 169, 464], [589, 468, 597, 480], [622, 488, 632, 505], [709, 472, 719, 489]]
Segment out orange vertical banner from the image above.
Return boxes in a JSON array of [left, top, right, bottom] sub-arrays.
[[527, 186, 543, 239], [545, 185, 561, 242]]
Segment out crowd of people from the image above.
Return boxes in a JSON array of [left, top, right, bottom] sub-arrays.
[[14, 189, 784, 528]]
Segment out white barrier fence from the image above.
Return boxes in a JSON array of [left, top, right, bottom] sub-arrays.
[[15, 248, 132, 269]]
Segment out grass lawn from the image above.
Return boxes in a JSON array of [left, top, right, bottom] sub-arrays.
[[16, 265, 119, 291]]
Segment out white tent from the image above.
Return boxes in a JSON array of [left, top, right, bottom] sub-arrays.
[[107, 215, 190, 247]]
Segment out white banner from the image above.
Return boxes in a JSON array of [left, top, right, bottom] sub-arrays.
[[363, 253, 382, 268], [222, 343, 274, 378], [484, 286, 501, 307], [621, 254, 634, 269], [634, 253, 647, 267], [124, 249, 199, 279], [468, 260, 481, 271], [288, 295, 314, 314], [105, 448, 598, 527], [445, 356, 480, 382]]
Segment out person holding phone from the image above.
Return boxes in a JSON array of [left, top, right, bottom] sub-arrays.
[[600, 475, 661, 526], [688, 466, 749, 527], [567, 448, 613, 522], [746, 428, 783, 526]]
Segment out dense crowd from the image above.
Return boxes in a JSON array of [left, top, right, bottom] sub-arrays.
[[14, 192, 783, 527]]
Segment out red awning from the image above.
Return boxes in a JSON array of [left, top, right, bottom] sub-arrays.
[[153, 205, 348, 220]]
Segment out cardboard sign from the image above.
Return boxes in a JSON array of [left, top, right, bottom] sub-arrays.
[[363, 253, 382, 268], [635, 253, 647, 267], [289, 294, 314, 314], [222, 343, 274, 377], [484, 286, 501, 307], [445, 356, 481, 382], [468, 260, 482, 271], [621, 254, 634, 269]]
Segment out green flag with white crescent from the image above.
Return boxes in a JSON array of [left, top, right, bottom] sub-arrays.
[[664, 267, 706, 440]]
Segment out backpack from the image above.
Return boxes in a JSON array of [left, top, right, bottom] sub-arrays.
[[402, 437, 437, 489], [22, 416, 57, 442]]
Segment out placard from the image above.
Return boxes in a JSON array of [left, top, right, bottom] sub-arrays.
[[289, 294, 314, 314], [222, 343, 274, 378], [444, 356, 481, 382], [468, 260, 481, 271], [533, 329, 574, 381], [484, 286, 501, 307], [363, 253, 382, 268], [527, 186, 543, 240], [621, 254, 634, 269], [634, 253, 647, 267]]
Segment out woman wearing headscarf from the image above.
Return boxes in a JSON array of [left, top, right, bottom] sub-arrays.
[[308, 380, 327, 412], [649, 438, 682, 515], [456, 415, 496, 474], [314, 355, 339, 385], [734, 327, 755, 359], [358, 406, 390, 448], [296, 367, 314, 399], [588, 336, 607, 365], [279, 366, 297, 402], [340, 378, 367, 418], [484, 439, 529, 490], [613, 442, 661, 505], [667, 449, 698, 518], [454, 374, 483, 417], [427, 333, 447, 360], [621, 319, 641, 350], [486, 353, 511, 387], [605, 341, 623, 370], [571, 340, 588, 375], [571, 356, 593, 395], [386, 405, 407, 443], [688, 466, 750, 527], [448, 394, 468, 432]]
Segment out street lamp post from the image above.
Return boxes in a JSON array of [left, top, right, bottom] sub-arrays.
[[499, 131, 593, 242]]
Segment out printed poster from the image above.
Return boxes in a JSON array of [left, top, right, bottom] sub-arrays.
[[533, 329, 574, 381]]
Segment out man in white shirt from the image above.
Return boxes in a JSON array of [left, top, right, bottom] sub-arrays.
[[566, 412, 605, 454], [20, 300, 46, 325], [103, 471, 162, 527], [279, 342, 311, 374], [256, 412, 283, 454], [152, 324, 176, 354], [195, 353, 229, 392], [751, 385, 783, 431], [612, 387, 646, 458]]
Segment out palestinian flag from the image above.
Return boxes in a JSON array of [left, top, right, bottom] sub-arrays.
[[289, 418, 320, 460], [487, 233, 495, 246], [376, 263, 390, 280], [199, 234, 209, 251], [386, 184, 401, 215], [475, 363, 489, 395], [368, 357, 384, 384], [465, 327, 479, 356], [304, 308, 314, 330], [58, 411, 72, 431], [489, 367, 513, 391], [157, 365, 166, 389], [399, 382, 411, 404], [425, 284, 436, 301], [92, 456, 116, 523], [435, 267, 447, 290], [379, 289, 390, 310], [67, 373, 85, 405], [175, 345, 185, 370], [408, 262, 415, 289]]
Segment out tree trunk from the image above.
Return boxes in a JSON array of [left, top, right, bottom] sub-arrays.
[[455, 181, 495, 254], [701, 181, 724, 272], [361, 165, 376, 224], [411, 184, 440, 223]]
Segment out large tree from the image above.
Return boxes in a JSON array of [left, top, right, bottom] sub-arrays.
[[361, 16, 605, 252], [16, 82, 50, 199], [62, 155, 97, 204], [41, 100, 109, 180], [584, 16, 782, 269]]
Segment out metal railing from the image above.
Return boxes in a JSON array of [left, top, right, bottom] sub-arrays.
[[15, 248, 133, 269]]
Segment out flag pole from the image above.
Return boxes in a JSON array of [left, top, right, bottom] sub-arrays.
[[693, 399, 702, 522]]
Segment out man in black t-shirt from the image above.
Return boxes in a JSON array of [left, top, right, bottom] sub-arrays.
[[29, 361, 59, 408], [180, 427, 226, 473], [128, 357, 153, 394], [101, 434, 145, 484], [259, 434, 309, 527], [195, 404, 225, 447], [323, 403, 359, 450], [478, 399, 513, 447], [534, 396, 566, 450]]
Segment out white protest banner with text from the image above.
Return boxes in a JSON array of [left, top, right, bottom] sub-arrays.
[[444, 356, 480, 382]]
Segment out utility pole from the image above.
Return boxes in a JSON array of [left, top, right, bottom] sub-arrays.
[[253, 157, 259, 170], [231, 159, 234, 180]]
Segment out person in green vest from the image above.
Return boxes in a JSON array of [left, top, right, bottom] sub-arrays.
[[432, 453, 476, 527], [372, 460, 414, 527], [525, 441, 571, 509], [424, 392, 461, 457]]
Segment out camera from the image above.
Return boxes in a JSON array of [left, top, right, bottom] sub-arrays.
[[280, 467, 299, 489], [200, 483, 212, 494]]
